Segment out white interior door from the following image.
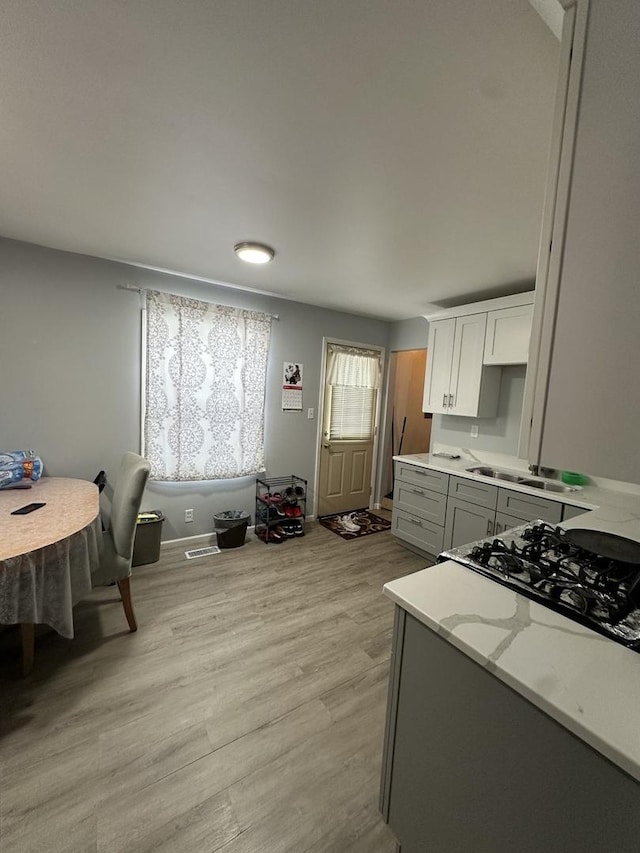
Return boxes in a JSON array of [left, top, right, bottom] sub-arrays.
[[317, 343, 383, 517]]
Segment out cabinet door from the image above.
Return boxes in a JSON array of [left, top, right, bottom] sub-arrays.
[[484, 304, 533, 365], [562, 503, 588, 522], [495, 511, 529, 536], [422, 318, 455, 414], [449, 314, 498, 417], [444, 497, 495, 550]]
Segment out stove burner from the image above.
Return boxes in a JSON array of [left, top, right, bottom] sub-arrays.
[[441, 521, 640, 651]]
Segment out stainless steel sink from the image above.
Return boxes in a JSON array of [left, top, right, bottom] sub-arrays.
[[465, 466, 524, 482], [466, 466, 581, 492]]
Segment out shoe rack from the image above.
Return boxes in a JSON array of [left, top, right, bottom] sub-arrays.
[[255, 475, 307, 544]]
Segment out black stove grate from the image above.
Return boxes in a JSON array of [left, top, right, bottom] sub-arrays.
[[439, 522, 640, 651]]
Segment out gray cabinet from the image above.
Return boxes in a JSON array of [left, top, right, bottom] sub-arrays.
[[496, 487, 562, 525], [381, 608, 640, 853], [392, 462, 448, 557], [394, 464, 593, 556], [448, 475, 498, 509], [444, 476, 498, 549], [562, 503, 587, 522], [444, 496, 495, 549], [494, 511, 528, 536]]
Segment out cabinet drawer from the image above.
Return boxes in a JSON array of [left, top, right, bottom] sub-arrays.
[[448, 475, 498, 509], [395, 463, 449, 494], [392, 507, 444, 557], [394, 481, 447, 526], [497, 488, 563, 524]]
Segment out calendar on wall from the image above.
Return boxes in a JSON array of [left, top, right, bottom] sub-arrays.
[[282, 362, 303, 411]]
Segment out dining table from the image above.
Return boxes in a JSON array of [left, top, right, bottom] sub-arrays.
[[0, 477, 101, 674]]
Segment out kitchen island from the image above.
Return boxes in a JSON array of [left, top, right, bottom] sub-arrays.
[[379, 560, 640, 853]]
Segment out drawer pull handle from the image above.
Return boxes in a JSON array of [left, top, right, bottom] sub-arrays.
[[411, 488, 425, 496], [408, 517, 423, 527], [442, 393, 447, 407], [487, 519, 494, 535]]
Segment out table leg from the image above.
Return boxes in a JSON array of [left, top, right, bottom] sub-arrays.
[[20, 623, 35, 676]]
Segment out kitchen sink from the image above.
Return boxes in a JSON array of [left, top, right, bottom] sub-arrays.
[[465, 466, 581, 492], [465, 466, 524, 482]]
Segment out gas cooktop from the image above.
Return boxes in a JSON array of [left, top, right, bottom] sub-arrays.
[[439, 521, 640, 651]]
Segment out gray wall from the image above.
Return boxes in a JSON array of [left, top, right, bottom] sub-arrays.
[[0, 237, 390, 539], [388, 316, 428, 352], [430, 366, 526, 456]]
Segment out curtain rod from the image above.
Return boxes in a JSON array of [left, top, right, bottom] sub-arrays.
[[117, 283, 280, 320]]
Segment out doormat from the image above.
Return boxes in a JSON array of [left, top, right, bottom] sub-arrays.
[[318, 509, 391, 541]]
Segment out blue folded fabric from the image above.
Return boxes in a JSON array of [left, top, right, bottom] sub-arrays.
[[0, 450, 43, 489]]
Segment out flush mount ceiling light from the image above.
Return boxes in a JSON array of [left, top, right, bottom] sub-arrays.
[[233, 242, 275, 264]]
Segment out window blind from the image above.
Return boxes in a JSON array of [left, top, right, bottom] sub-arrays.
[[329, 386, 376, 441]]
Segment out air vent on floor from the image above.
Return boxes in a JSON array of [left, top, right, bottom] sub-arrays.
[[184, 546, 221, 560]]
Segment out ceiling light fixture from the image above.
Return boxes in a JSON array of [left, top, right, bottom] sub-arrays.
[[234, 242, 275, 264]]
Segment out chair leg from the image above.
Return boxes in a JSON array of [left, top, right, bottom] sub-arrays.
[[117, 577, 138, 632], [20, 623, 35, 676]]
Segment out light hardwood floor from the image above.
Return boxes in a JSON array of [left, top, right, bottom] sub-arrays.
[[0, 520, 430, 853]]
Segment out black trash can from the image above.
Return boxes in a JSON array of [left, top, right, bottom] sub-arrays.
[[132, 510, 165, 566], [213, 510, 250, 549]]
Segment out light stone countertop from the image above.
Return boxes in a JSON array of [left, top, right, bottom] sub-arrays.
[[384, 561, 640, 784], [388, 448, 640, 782], [393, 450, 640, 543]]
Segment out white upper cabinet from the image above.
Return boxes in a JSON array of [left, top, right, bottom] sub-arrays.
[[483, 304, 533, 365], [423, 318, 456, 414], [422, 293, 533, 418]]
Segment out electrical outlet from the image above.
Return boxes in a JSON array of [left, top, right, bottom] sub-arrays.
[[470, 424, 479, 439], [307, 408, 314, 419], [185, 508, 194, 523]]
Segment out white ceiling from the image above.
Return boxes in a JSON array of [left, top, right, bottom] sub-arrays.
[[0, 1, 559, 320]]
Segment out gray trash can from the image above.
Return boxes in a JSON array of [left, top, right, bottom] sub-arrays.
[[213, 509, 250, 549], [132, 510, 164, 566]]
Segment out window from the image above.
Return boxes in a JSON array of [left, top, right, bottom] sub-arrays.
[[326, 347, 381, 441], [143, 290, 272, 481]]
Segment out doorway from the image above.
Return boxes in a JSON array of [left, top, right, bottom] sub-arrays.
[[316, 340, 384, 517], [381, 349, 433, 505]]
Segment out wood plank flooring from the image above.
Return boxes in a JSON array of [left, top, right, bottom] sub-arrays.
[[0, 520, 430, 852]]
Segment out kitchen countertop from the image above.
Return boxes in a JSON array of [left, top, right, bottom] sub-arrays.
[[384, 561, 640, 784], [393, 451, 640, 543]]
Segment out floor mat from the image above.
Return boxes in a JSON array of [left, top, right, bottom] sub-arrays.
[[318, 509, 391, 540]]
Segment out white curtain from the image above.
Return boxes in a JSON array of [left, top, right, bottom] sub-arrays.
[[143, 290, 272, 481], [326, 348, 381, 389], [326, 346, 381, 441]]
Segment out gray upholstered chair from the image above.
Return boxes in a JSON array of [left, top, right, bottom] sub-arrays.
[[94, 451, 151, 632]]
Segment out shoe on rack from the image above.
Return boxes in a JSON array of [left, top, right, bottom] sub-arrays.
[[276, 524, 294, 538], [340, 513, 360, 533], [293, 521, 305, 536], [294, 486, 305, 499]]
